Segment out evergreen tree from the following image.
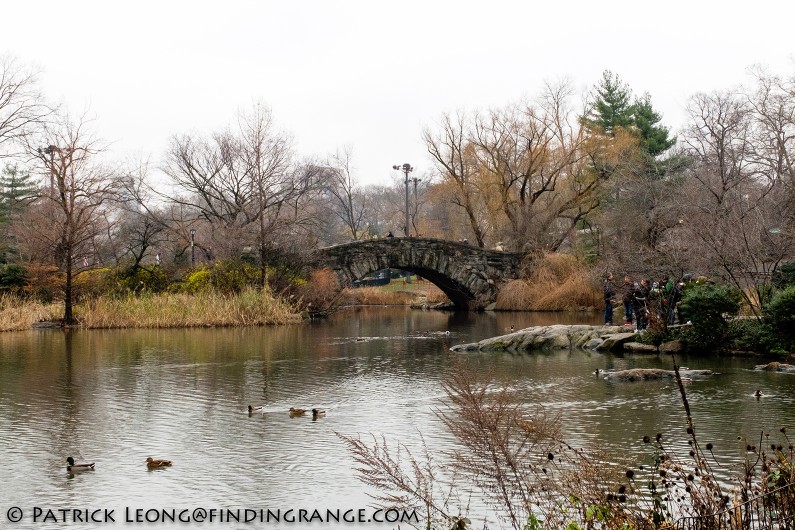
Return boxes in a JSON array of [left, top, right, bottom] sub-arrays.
[[0, 164, 37, 222], [0, 164, 37, 262], [631, 94, 676, 157], [584, 71, 676, 159], [584, 70, 634, 135]]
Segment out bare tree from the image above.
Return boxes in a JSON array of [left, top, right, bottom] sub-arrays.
[[424, 112, 488, 247], [17, 114, 119, 324], [679, 87, 794, 313], [0, 56, 51, 158], [161, 103, 320, 280], [322, 146, 369, 241]]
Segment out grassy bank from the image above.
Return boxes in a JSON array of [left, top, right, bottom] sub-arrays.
[[341, 278, 449, 306], [0, 288, 301, 331]]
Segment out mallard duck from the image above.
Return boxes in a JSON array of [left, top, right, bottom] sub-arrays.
[[248, 405, 264, 414], [146, 457, 172, 469], [66, 456, 95, 472], [289, 407, 307, 417], [312, 408, 326, 418], [754, 389, 763, 398]]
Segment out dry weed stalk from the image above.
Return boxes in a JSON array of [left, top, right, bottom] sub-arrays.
[[340, 367, 634, 530]]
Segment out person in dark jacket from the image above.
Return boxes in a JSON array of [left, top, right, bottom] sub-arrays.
[[633, 278, 650, 331], [621, 275, 634, 326], [603, 273, 616, 325]]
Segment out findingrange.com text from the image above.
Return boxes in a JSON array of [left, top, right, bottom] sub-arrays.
[[5, 506, 420, 525]]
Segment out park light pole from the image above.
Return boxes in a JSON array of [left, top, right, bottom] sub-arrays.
[[392, 163, 413, 237], [190, 228, 196, 265], [411, 176, 421, 234]]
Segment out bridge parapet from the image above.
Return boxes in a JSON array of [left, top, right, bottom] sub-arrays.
[[312, 237, 523, 310]]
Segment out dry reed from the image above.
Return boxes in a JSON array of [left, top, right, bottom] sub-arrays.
[[495, 253, 600, 311], [76, 288, 301, 329], [0, 295, 61, 331], [341, 287, 417, 306]]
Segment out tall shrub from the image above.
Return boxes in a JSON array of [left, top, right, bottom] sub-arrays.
[[763, 286, 795, 354], [678, 283, 742, 352]]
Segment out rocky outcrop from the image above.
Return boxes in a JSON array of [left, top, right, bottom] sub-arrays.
[[450, 324, 651, 353], [754, 362, 795, 372], [600, 368, 714, 382]]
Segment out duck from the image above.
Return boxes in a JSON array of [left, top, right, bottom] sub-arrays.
[[248, 405, 264, 414], [146, 457, 172, 469], [312, 408, 326, 418], [66, 456, 95, 472], [754, 389, 763, 398], [289, 407, 307, 417]]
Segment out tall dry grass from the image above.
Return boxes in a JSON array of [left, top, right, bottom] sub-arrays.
[[0, 295, 62, 331], [77, 288, 301, 328], [495, 252, 600, 311], [341, 287, 416, 306]]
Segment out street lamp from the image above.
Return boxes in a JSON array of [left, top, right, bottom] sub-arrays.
[[392, 163, 413, 237], [411, 177, 421, 233], [190, 228, 196, 265]]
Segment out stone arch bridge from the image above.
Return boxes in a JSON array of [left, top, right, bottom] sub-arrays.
[[312, 237, 524, 310]]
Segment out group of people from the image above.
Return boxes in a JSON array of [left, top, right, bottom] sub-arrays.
[[603, 273, 685, 330]]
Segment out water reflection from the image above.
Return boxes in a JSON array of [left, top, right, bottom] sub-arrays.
[[0, 308, 793, 529]]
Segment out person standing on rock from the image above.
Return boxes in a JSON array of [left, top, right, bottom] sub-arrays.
[[621, 275, 635, 326], [603, 273, 616, 325]]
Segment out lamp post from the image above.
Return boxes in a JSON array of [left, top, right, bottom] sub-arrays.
[[190, 228, 196, 265], [411, 177, 421, 234], [392, 163, 413, 237]]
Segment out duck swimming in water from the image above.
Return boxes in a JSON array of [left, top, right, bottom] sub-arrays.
[[248, 405, 264, 414], [146, 457, 172, 469], [754, 389, 763, 398], [312, 408, 326, 419], [66, 457, 95, 472], [289, 407, 307, 417]]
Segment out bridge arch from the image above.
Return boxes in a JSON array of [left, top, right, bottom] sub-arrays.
[[313, 237, 523, 310]]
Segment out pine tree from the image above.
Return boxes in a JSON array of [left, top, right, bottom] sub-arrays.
[[0, 164, 37, 262], [631, 94, 676, 158], [584, 70, 634, 135], [584, 71, 675, 159]]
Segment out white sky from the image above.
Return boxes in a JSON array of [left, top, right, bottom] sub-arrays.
[[4, 0, 794, 186]]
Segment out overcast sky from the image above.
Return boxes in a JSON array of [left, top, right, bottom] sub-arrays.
[[4, 1, 794, 186]]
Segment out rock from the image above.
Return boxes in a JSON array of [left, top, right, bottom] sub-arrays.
[[623, 342, 658, 353], [451, 324, 641, 353], [595, 333, 638, 352], [754, 362, 795, 372], [584, 338, 604, 350], [659, 340, 683, 353], [603, 368, 714, 382]]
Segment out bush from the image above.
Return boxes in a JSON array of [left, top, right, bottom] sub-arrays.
[[114, 266, 171, 295], [772, 262, 795, 289], [763, 285, 795, 353], [295, 268, 340, 311], [0, 264, 28, 294], [727, 318, 765, 352], [678, 283, 742, 353], [207, 258, 260, 293]]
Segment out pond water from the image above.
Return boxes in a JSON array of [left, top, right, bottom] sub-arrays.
[[1, 307, 793, 529]]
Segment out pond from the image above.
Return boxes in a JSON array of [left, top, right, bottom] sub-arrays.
[[1, 307, 793, 529]]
